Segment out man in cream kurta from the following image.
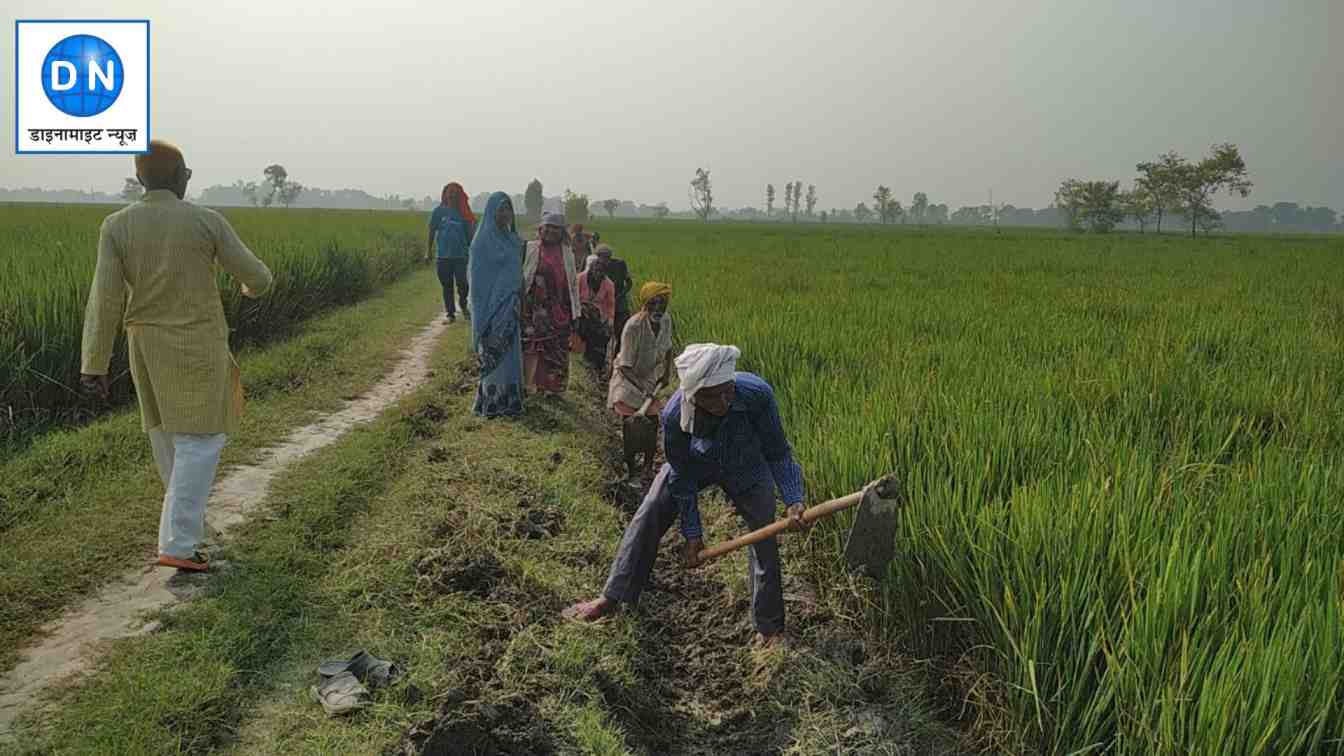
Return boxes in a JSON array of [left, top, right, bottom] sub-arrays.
[[80, 140, 273, 572]]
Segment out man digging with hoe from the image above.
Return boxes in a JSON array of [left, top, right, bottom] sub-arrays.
[[565, 343, 809, 645]]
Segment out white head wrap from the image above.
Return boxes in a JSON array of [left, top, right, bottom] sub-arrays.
[[541, 210, 566, 227], [674, 343, 740, 433]]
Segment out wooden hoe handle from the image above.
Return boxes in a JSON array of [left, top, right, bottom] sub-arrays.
[[694, 491, 864, 567]]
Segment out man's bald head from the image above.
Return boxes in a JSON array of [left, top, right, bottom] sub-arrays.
[[134, 140, 189, 196]]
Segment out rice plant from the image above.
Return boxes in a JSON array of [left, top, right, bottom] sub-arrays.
[[610, 220, 1344, 754], [0, 202, 421, 439]]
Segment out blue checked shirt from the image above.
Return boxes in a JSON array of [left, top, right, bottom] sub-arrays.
[[661, 372, 806, 541]]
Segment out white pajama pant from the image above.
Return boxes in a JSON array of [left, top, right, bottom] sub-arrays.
[[148, 428, 227, 559]]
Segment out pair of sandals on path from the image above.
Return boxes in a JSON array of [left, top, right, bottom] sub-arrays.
[[311, 650, 403, 715]]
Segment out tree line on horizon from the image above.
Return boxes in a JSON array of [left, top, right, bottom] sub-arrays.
[[1056, 143, 1257, 237], [2, 156, 1340, 233]]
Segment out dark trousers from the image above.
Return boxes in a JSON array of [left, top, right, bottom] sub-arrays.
[[602, 464, 785, 634], [611, 308, 631, 359], [436, 258, 468, 316]]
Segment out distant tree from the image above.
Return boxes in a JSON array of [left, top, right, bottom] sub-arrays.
[[928, 203, 949, 224], [263, 164, 287, 188], [1172, 143, 1252, 238], [792, 181, 803, 222], [911, 192, 929, 224], [783, 183, 794, 221], [820, 211, 827, 223], [1057, 179, 1123, 233], [652, 203, 670, 220], [855, 202, 873, 223], [805, 184, 817, 218], [242, 181, 260, 207], [564, 189, 590, 223], [766, 184, 775, 217], [1119, 186, 1155, 233], [872, 186, 892, 223], [1238, 204, 1272, 232], [1135, 151, 1184, 234], [951, 206, 988, 225], [262, 164, 288, 207], [1304, 206, 1338, 232], [891, 200, 905, 225], [689, 168, 714, 222], [120, 177, 143, 202], [1268, 202, 1304, 228], [401, 198, 416, 210], [524, 179, 543, 223], [278, 180, 304, 208], [1055, 179, 1085, 230], [600, 198, 620, 218]]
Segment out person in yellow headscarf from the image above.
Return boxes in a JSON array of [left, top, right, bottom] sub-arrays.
[[607, 281, 675, 482], [80, 139, 273, 573]]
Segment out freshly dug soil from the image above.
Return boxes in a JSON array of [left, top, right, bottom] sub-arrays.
[[415, 550, 505, 598]]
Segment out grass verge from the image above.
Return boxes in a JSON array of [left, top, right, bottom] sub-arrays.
[[0, 265, 444, 671], [14, 342, 962, 754]]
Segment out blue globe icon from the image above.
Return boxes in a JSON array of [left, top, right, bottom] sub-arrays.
[[41, 34, 124, 117]]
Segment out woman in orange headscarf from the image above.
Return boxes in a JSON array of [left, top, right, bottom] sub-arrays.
[[427, 182, 477, 323]]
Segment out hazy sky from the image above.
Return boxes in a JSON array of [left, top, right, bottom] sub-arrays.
[[4, 0, 1340, 211]]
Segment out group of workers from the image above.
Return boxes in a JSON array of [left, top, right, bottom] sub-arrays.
[[78, 141, 811, 646], [429, 183, 671, 482], [428, 184, 638, 406]]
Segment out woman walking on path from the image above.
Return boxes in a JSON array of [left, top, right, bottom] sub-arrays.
[[467, 192, 525, 417], [522, 212, 579, 395], [571, 256, 615, 372], [608, 282, 674, 482], [427, 182, 476, 323]]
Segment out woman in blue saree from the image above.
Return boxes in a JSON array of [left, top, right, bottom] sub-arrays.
[[467, 192, 525, 417]]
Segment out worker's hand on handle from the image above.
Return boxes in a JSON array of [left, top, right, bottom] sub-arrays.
[[786, 503, 810, 531], [682, 538, 704, 569], [80, 373, 109, 401]]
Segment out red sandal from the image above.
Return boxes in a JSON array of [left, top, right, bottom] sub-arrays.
[[157, 552, 209, 572]]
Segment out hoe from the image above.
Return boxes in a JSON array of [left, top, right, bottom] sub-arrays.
[[693, 474, 906, 577]]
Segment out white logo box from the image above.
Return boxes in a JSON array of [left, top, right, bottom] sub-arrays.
[[15, 19, 150, 154]]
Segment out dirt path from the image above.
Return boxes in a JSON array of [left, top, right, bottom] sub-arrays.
[[0, 316, 449, 736], [392, 402, 952, 755]]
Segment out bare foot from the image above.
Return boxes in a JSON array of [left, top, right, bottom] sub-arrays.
[[562, 597, 618, 623]]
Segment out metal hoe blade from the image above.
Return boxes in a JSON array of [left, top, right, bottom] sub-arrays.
[[842, 474, 906, 579]]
